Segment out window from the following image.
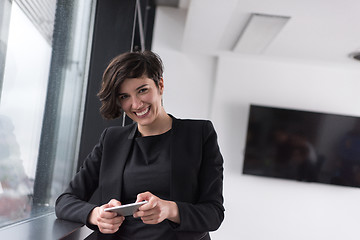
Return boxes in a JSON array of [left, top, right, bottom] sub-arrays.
[[0, 0, 96, 227]]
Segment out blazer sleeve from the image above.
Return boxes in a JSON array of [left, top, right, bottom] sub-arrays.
[[55, 129, 107, 226], [174, 120, 225, 232]]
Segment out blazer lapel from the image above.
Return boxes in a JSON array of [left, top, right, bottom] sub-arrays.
[[101, 124, 137, 203], [170, 117, 192, 202], [169, 115, 202, 204]]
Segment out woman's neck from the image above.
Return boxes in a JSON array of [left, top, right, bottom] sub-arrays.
[[138, 110, 172, 137]]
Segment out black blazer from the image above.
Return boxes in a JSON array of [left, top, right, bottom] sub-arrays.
[[55, 115, 224, 239]]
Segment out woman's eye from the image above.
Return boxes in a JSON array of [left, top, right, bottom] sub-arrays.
[[119, 95, 128, 100], [139, 88, 148, 94]]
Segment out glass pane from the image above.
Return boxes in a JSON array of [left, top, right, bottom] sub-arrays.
[[0, 0, 12, 97], [0, 0, 95, 227]]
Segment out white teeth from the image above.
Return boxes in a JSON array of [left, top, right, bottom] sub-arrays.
[[136, 107, 149, 116]]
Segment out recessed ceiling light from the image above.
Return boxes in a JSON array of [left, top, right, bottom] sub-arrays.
[[233, 13, 290, 54]]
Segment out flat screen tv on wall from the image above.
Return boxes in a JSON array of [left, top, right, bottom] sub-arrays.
[[243, 104, 360, 188]]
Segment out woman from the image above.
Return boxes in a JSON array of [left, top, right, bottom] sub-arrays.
[[55, 51, 224, 240]]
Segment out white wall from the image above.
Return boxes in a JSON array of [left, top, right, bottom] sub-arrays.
[[153, 6, 360, 240], [211, 54, 360, 240], [152, 7, 217, 119]]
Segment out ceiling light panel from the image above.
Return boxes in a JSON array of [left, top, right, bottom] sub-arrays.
[[233, 13, 290, 54]]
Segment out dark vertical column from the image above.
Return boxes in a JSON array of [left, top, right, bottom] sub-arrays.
[[77, 0, 156, 168], [32, 1, 74, 207]]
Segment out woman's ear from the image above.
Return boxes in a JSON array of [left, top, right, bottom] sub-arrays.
[[158, 77, 164, 95]]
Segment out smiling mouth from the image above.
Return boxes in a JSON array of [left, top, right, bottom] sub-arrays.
[[135, 106, 150, 117]]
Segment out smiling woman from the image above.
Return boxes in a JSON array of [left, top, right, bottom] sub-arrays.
[[117, 76, 171, 136], [55, 51, 225, 240], [97, 51, 164, 119]]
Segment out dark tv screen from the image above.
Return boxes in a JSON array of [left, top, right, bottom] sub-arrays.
[[243, 105, 360, 188]]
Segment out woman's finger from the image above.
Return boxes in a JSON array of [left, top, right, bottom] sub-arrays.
[[97, 215, 125, 233], [108, 199, 122, 207]]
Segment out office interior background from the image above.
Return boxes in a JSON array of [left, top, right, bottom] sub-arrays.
[[1, 0, 360, 239]]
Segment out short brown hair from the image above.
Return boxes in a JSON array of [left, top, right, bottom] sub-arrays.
[[97, 51, 164, 119]]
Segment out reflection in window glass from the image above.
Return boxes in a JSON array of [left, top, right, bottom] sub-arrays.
[[0, 0, 95, 227]]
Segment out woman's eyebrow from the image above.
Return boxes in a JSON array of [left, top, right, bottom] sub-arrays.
[[118, 84, 149, 95], [136, 84, 148, 90]]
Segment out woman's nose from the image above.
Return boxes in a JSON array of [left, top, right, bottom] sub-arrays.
[[131, 96, 143, 109]]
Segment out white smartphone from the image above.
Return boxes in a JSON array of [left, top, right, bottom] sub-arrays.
[[104, 201, 148, 216]]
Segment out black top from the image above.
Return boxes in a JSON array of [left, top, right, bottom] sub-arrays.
[[117, 128, 176, 239], [55, 116, 224, 240]]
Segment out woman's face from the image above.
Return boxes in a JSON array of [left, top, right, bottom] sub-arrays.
[[118, 76, 163, 127]]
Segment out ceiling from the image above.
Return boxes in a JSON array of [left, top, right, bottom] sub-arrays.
[[160, 0, 360, 64]]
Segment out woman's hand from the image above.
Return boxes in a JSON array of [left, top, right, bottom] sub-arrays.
[[133, 191, 180, 224], [88, 199, 125, 234]]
